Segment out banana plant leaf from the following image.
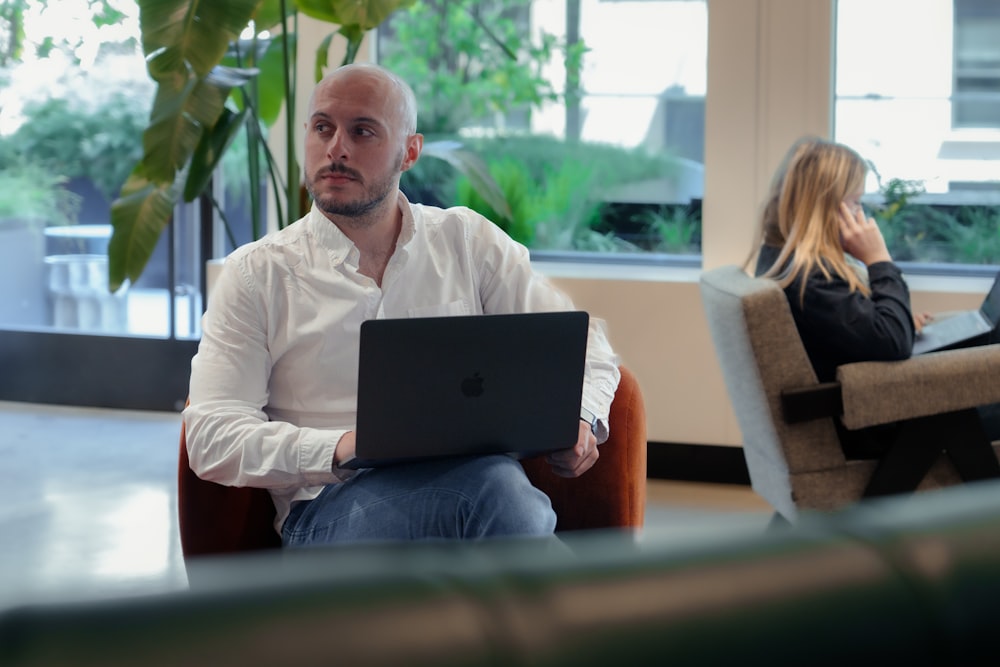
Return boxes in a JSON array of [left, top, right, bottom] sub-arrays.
[[422, 141, 513, 221], [109, 0, 265, 290], [110, 65, 258, 290], [297, 0, 416, 67]]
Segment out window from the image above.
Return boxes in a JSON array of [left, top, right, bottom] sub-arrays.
[[0, 1, 205, 410], [378, 0, 707, 259], [0, 1, 203, 338], [954, 0, 1000, 128], [835, 0, 1000, 268]]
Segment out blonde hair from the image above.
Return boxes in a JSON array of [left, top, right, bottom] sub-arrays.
[[759, 138, 870, 302]]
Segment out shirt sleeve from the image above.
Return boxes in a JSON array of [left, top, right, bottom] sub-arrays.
[[184, 254, 351, 489], [467, 216, 621, 443]]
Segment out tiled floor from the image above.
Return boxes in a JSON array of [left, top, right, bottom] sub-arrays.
[[0, 400, 771, 609]]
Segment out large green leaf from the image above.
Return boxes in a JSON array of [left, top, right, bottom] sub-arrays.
[[253, 0, 297, 32], [108, 172, 181, 291], [139, 0, 264, 76], [141, 70, 200, 181], [423, 141, 513, 220], [184, 106, 251, 202], [340, 24, 368, 68], [111, 0, 265, 289], [256, 34, 297, 125], [315, 32, 335, 81], [297, 0, 416, 69], [295, 0, 415, 29]]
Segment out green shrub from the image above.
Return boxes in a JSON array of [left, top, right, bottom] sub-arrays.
[[2, 93, 147, 201], [444, 135, 676, 251], [947, 206, 1000, 264], [0, 161, 81, 228]]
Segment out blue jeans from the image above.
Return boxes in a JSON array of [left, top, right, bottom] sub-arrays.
[[281, 454, 557, 547]]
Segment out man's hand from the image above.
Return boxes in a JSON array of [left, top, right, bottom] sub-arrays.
[[333, 431, 357, 469], [546, 421, 599, 478]]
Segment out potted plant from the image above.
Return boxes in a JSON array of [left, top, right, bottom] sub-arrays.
[[108, 0, 419, 293]]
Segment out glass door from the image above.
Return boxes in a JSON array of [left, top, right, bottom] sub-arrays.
[[0, 199, 207, 412], [0, 3, 206, 411]]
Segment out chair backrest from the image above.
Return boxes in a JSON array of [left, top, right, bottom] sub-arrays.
[[699, 266, 847, 518], [178, 365, 647, 560]]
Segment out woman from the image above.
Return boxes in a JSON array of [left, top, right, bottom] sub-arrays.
[[749, 137, 1000, 494]]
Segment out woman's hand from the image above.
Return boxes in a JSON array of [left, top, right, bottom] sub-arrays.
[[913, 311, 934, 334], [839, 202, 892, 266]]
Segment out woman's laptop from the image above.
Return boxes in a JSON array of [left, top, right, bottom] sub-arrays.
[[912, 271, 1000, 355], [342, 311, 589, 469]]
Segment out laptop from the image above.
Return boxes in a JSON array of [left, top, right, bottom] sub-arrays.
[[912, 271, 1000, 355], [342, 311, 590, 469]]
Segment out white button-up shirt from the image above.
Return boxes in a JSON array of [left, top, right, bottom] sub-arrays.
[[184, 193, 620, 531]]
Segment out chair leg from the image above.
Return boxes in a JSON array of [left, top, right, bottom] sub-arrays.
[[766, 511, 791, 532]]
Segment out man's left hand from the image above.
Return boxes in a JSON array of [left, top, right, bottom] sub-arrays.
[[546, 421, 599, 478]]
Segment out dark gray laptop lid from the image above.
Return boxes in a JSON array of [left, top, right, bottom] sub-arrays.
[[351, 311, 589, 467], [980, 270, 1000, 326]]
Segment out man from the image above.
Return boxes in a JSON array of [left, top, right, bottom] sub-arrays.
[[184, 63, 620, 547]]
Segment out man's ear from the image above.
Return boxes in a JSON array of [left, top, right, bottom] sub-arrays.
[[400, 133, 424, 173]]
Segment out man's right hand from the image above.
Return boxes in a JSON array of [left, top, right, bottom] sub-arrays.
[[333, 431, 357, 469]]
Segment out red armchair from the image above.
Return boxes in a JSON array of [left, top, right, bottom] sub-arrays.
[[178, 365, 647, 559]]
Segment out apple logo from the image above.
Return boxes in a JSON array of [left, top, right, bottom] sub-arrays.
[[461, 371, 485, 398]]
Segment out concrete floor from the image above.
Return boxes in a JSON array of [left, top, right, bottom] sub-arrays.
[[0, 400, 771, 609]]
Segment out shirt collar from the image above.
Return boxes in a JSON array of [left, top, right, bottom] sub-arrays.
[[304, 191, 416, 265]]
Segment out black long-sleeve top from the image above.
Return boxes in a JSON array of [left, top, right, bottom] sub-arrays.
[[755, 245, 915, 383]]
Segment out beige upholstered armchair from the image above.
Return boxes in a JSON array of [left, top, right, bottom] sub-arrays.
[[699, 265, 1000, 523]]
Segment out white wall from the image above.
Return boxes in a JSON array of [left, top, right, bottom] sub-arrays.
[[546, 266, 733, 445]]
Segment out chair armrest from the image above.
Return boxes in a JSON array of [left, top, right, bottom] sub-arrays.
[[836, 344, 1000, 430], [781, 382, 843, 423]]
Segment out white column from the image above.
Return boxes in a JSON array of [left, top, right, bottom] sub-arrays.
[[701, 0, 833, 269]]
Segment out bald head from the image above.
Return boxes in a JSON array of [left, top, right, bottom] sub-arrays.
[[309, 63, 418, 136]]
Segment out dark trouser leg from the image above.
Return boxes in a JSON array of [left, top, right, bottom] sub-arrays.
[[944, 408, 1000, 481], [976, 402, 1000, 443], [861, 433, 941, 498], [859, 409, 1000, 498]]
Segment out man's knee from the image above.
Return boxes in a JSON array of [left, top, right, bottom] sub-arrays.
[[467, 456, 556, 537]]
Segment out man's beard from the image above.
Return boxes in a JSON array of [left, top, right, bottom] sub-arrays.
[[308, 152, 404, 221]]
